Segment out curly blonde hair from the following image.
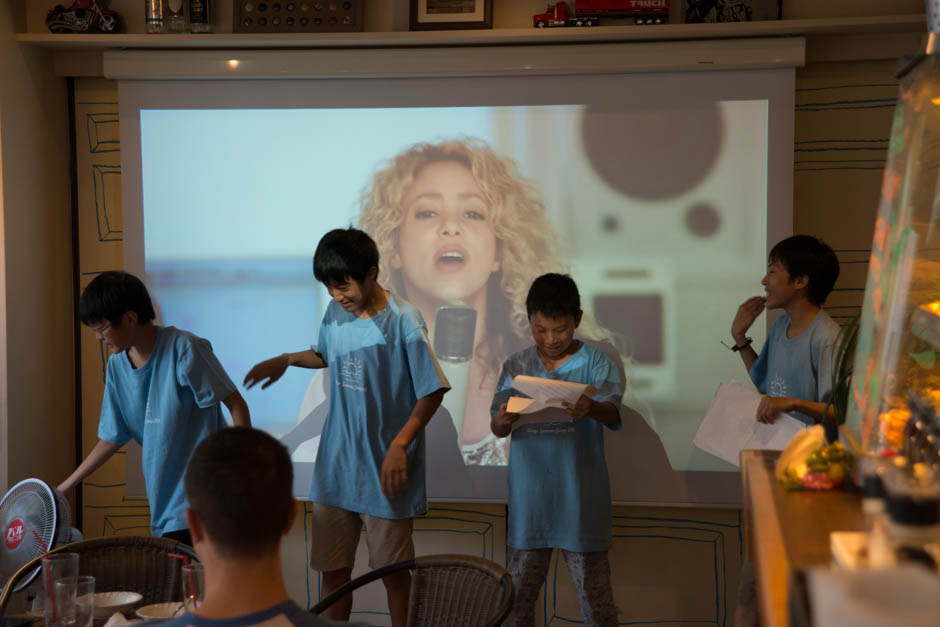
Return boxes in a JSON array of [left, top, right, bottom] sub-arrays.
[[359, 138, 561, 368]]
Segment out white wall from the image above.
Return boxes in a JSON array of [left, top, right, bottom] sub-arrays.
[[0, 3, 74, 492]]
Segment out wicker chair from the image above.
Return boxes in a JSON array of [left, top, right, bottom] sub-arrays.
[[310, 554, 513, 627], [0, 536, 198, 615]]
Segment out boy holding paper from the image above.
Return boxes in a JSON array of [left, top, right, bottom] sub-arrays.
[[491, 273, 622, 627]]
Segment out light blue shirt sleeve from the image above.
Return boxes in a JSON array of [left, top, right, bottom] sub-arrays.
[[402, 321, 450, 400], [749, 329, 772, 393], [97, 364, 133, 446], [587, 350, 623, 431], [176, 337, 237, 408], [490, 362, 515, 419], [314, 308, 331, 362]]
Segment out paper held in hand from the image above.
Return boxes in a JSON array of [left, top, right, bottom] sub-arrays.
[[506, 375, 589, 430], [693, 380, 805, 467]]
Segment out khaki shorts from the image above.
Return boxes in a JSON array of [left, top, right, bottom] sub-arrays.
[[308, 503, 415, 572]]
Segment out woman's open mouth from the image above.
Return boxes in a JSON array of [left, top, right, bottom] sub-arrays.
[[434, 246, 468, 271]]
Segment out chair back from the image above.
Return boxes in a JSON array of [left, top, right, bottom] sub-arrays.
[[408, 554, 512, 627], [0, 536, 197, 615]]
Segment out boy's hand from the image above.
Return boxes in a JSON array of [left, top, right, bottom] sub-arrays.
[[563, 394, 593, 419], [731, 296, 767, 343], [381, 443, 408, 499], [756, 395, 791, 424], [243, 354, 289, 390], [491, 402, 521, 437]]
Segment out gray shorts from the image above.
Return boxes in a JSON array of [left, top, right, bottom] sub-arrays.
[[307, 502, 414, 572]]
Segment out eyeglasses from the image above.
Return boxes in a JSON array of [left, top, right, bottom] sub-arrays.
[[91, 322, 112, 336]]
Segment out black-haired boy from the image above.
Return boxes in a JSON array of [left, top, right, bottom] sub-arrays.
[[59, 271, 250, 545], [491, 273, 622, 626], [730, 234, 841, 424], [244, 228, 449, 627]]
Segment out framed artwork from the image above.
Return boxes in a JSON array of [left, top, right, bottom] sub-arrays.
[[685, 0, 781, 23], [409, 0, 493, 31]]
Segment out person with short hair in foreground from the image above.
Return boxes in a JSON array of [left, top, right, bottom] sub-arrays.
[[157, 426, 370, 627]]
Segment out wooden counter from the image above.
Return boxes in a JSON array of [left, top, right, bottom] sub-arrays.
[[741, 450, 865, 627]]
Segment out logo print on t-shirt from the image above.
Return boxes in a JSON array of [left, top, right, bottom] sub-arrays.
[[144, 400, 160, 424], [339, 355, 365, 392], [769, 374, 787, 398]]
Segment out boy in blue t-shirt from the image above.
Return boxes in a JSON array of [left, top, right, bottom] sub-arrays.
[[58, 271, 251, 545], [730, 234, 841, 425], [244, 228, 449, 627], [491, 273, 622, 627]]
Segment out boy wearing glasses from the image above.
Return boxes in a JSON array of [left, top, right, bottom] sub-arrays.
[[58, 271, 250, 546]]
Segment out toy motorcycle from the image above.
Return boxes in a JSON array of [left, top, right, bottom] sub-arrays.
[[46, 0, 121, 34]]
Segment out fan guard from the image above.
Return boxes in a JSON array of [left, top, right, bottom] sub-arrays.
[[0, 479, 68, 593]]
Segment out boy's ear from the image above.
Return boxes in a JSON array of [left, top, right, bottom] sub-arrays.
[[122, 310, 138, 327], [283, 498, 299, 536], [574, 310, 583, 328], [367, 266, 378, 282], [791, 274, 809, 291], [185, 507, 206, 545]]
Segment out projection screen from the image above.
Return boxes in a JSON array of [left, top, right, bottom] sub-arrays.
[[119, 68, 794, 505]]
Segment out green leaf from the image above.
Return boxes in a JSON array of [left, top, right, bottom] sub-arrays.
[[910, 350, 936, 369]]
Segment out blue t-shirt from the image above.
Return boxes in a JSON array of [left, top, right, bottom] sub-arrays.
[[491, 342, 623, 553], [98, 326, 235, 536], [749, 310, 841, 424], [311, 293, 450, 519], [156, 600, 371, 627]]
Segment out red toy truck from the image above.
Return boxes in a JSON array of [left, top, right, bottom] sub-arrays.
[[533, 0, 669, 27]]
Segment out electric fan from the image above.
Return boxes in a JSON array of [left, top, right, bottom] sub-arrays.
[[0, 479, 77, 593]]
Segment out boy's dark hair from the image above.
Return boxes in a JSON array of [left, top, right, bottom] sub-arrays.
[[313, 228, 379, 285], [185, 427, 294, 558], [526, 273, 581, 320], [768, 235, 840, 306], [79, 271, 156, 327]]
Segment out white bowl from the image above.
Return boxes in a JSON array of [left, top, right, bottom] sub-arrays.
[[94, 591, 144, 619], [135, 602, 184, 620]]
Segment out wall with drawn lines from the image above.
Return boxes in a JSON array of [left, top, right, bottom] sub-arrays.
[[72, 52, 898, 625], [795, 59, 900, 327]]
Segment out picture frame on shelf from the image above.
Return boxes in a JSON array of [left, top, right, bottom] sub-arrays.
[[685, 0, 781, 23], [409, 0, 493, 31]]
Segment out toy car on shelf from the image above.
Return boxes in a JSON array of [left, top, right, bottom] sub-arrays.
[[533, 0, 669, 27], [46, 0, 121, 34]]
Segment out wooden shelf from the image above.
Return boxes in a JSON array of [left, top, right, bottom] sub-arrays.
[[16, 14, 927, 50]]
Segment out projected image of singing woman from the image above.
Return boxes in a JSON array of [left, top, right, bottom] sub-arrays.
[[281, 137, 648, 468]]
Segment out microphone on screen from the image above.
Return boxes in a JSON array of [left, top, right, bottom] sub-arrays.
[[434, 303, 477, 445]]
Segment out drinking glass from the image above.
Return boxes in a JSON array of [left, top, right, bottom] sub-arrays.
[[53, 576, 95, 627], [181, 563, 205, 612], [40, 553, 79, 627]]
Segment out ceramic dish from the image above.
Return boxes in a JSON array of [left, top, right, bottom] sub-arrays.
[[93, 591, 144, 619], [135, 602, 184, 620]]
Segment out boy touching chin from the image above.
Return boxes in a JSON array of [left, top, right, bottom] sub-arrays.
[[730, 234, 841, 424], [491, 273, 622, 627]]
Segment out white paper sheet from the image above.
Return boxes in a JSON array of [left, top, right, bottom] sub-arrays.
[[505, 375, 589, 430], [693, 380, 805, 467]]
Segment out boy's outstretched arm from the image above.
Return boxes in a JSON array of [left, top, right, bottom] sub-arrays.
[[57, 439, 121, 493], [731, 297, 765, 373], [222, 390, 251, 426], [380, 388, 446, 499], [244, 349, 326, 390]]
